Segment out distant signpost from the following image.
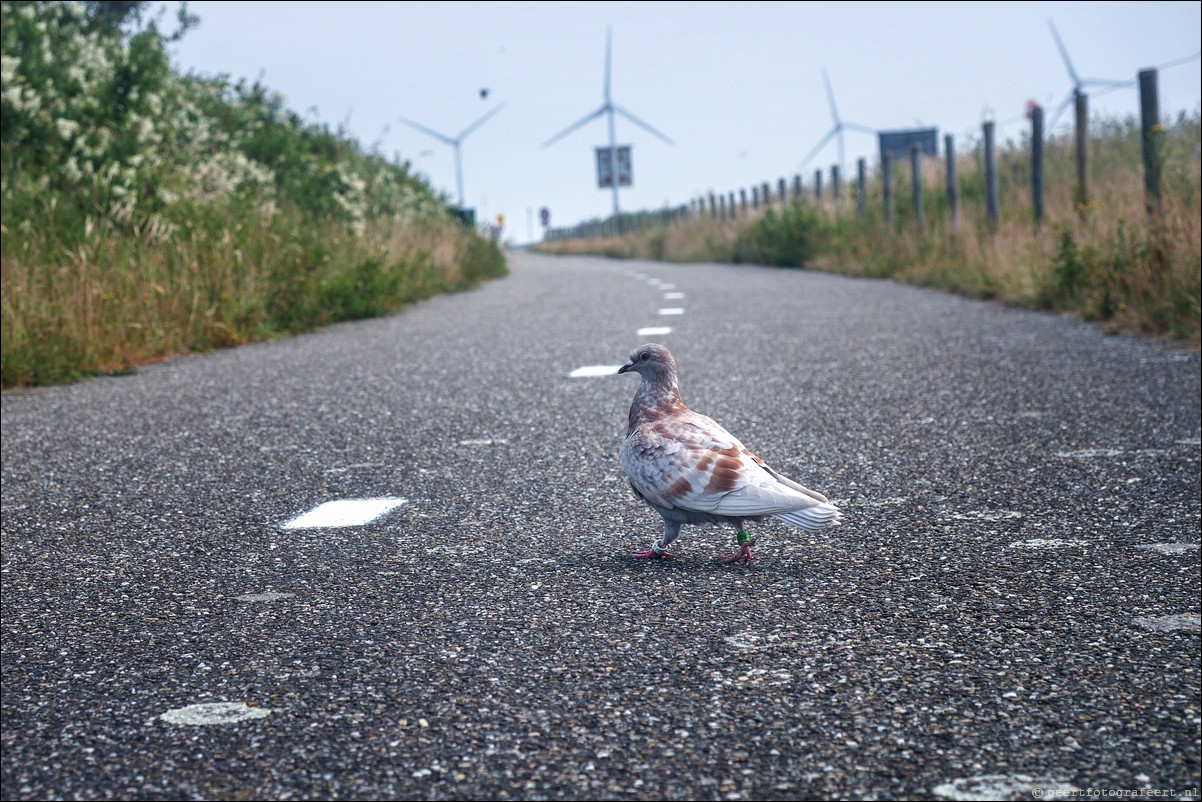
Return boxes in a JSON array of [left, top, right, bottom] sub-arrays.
[[595, 146, 632, 188], [878, 128, 939, 161], [541, 28, 672, 218]]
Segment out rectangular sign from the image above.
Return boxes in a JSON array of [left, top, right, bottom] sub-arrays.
[[878, 128, 939, 159], [596, 146, 633, 188]]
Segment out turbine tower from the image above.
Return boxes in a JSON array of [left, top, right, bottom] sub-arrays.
[[399, 104, 506, 207], [799, 69, 876, 174], [542, 27, 673, 217]]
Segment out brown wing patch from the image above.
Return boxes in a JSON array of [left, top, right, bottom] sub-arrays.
[[706, 456, 743, 494], [664, 476, 694, 502]]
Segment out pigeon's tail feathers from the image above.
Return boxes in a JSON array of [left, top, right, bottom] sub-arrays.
[[773, 502, 842, 532]]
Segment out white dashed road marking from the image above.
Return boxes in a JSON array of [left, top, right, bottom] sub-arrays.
[[282, 498, 408, 529]]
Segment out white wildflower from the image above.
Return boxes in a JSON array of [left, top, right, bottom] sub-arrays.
[[55, 118, 81, 139]]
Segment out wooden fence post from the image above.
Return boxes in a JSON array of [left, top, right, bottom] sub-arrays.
[[857, 158, 867, 220], [910, 144, 924, 231], [740, 188, 747, 213], [778, 178, 787, 205], [814, 169, 823, 199], [1139, 68, 1162, 216], [1074, 90, 1089, 209], [883, 151, 894, 225], [983, 120, 999, 230], [832, 165, 841, 201], [793, 174, 802, 198], [1031, 104, 1045, 226], [944, 134, 959, 233]]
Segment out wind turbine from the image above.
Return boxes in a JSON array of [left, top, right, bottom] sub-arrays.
[[542, 27, 674, 217], [799, 69, 876, 174], [399, 103, 506, 207], [1045, 20, 1128, 132]]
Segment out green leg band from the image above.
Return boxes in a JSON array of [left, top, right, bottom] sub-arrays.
[[737, 531, 751, 544]]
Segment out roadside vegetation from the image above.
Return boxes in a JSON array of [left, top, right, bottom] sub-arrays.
[[539, 112, 1200, 347], [1, 1, 506, 388]]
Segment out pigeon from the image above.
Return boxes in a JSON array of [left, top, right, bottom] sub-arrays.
[[618, 343, 841, 563]]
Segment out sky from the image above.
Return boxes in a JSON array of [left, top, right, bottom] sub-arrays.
[[163, 1, 1202, 245]]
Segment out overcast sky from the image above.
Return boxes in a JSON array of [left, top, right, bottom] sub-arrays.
[[165, 1, 1201, 244]]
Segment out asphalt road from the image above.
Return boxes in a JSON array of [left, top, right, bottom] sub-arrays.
[[2, 250, 1199, 801]]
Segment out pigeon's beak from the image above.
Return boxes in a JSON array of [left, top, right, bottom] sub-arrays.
[[617, 360, 634, 375]]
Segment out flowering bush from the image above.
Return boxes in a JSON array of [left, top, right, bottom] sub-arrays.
[[1, 0, 447, 243], [1, 1, 505, 387]]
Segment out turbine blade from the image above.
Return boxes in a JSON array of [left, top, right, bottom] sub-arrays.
[[613, 105, 675, 145], [1045, 92, 1076, 132], [458, 103, 506, 140], [1048, 19, 1081, 86], [604, 27, 612, 103], [1080, 76, 1135, 89], [541, 105, 608, 149], [843, 121, 878, 135], [823, 68, 840, 123], [398, 117, 455, 146], [799, 127, 838, 169]]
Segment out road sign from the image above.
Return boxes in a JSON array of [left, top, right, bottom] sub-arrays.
[[539, 207, 550, 226], [878, 128, 938, 159], [595, 146, 632, 188]]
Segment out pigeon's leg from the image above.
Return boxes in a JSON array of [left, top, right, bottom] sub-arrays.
[[632, 521, 680, 559], [720, 524, 756, 563]]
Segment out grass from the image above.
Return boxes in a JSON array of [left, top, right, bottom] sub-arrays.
[[1, 209, 504, 387], [538, 112, 1201, 347], [1, 1, 507, 388]]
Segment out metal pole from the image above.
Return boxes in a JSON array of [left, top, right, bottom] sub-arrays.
[[944, 134, 959, 233], [1031, 104, 1045, 226], [983, 120, 999, 230], [1139, 68, 1161, 216], [607, 107, 619, 218]]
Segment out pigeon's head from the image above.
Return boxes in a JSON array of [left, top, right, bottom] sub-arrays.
[[618, 343, 676, 379]]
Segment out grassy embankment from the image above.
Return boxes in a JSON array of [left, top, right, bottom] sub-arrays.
[[540, 113, 1200, 346], [1, 1, 506, 388]]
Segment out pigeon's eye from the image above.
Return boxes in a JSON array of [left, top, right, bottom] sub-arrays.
[[640, 352, 650, 361]]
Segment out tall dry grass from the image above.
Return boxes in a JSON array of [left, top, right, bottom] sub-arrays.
[[1, 211, 503, 386], [539, 113, 1201, 346]]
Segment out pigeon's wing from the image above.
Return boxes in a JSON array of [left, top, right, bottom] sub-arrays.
[[621, 418, 715, 510], [621, 413, 828, 517]]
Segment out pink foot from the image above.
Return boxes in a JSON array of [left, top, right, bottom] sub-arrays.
[[720, 541, 755, 563], [632, 547, 674, 559]]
